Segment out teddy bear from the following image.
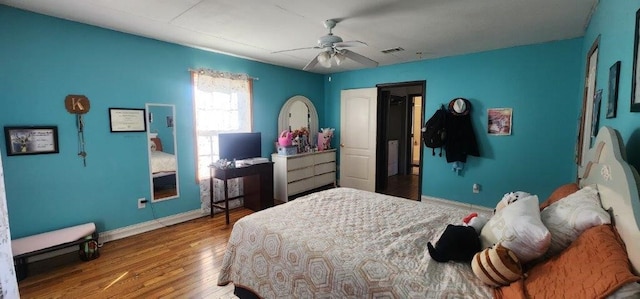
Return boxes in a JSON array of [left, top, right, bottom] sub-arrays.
[[462, 212, 489, 234], [494, 191, 531, 214]]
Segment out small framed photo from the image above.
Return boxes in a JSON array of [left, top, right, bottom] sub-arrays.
[[109, 108, 146, 132], [607, 61, 621, 118], [488, 108, 512, 135], [4, 126, 59, 156]]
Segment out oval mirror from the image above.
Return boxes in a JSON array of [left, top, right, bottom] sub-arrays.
[[146, 103, 179, 201], [278, 95, 318, 144]]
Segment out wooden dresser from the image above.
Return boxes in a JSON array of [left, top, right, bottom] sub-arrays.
[[272, 149, 336, 202]]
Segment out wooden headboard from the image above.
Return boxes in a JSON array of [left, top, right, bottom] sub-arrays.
[[579, 126, 640, 275], [151, 137, 163, 152]]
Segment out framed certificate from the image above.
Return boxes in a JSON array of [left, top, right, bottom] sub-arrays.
[[109, 108, 146, 132]]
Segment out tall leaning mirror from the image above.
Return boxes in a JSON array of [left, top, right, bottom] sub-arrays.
[[146, 103, 179, 202]]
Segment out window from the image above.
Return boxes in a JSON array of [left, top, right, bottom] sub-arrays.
[[192, 71, 253, 181]]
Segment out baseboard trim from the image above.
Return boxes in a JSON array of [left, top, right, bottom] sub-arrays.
[[27, 209, 206, 262], [421, 195, 492, 213], [99, 209, 206, 243]]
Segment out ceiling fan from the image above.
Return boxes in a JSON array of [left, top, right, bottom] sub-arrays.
[[273, 19, 379, 71]]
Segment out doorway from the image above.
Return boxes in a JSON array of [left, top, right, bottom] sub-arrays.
[[375, 81, 425, 200]]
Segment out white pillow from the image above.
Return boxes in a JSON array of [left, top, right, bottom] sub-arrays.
[[480, 194, 551, 263], [540, 185, 610, 257]]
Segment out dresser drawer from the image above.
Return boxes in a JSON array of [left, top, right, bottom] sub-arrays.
[[288, 178, 315, 195], [287, 156, 314, 171], [288, 167, 314, 183], [315, 162, 336, 175], [315, 172, 335, 187], [314, 152, 336, 164]]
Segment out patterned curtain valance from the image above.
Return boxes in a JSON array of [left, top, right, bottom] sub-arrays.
[[191, 68, 253, 94]]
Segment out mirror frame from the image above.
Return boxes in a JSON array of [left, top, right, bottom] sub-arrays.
[[146, 103, 180, 202], [278, 95, 319, 144]]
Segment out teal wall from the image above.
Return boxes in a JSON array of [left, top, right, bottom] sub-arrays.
[[324, 39, 584, 208], [582, 0, 640, 170], [0, 6, 324, 238], [3, 0, 639, 238]]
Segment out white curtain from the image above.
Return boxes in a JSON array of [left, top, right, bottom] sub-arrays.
[[192, 68, 251, 215], [195, 69, 251, 94]]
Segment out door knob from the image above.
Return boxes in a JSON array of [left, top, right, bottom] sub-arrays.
[[340, 144, 344, 148]]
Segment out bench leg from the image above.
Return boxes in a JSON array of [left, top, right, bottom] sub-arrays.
[[14, 257, 27, 282]]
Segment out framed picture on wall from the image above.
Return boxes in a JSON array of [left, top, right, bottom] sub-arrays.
[[631, 8, 640, 112], [607, 61, 621, 118], [109, 108, 146, 132], [487, 108, 512, 135], [591, 89, 602, 140], [4, 126, 59, 156]]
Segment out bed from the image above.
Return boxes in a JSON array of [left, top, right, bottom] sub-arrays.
[[217, 126, 640, 298], [150, 137, 177, 189]]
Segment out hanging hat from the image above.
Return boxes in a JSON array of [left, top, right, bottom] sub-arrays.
[[448, 98, 471, 116]]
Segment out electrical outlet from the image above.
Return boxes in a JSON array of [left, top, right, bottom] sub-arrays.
[[138, 198, 146, 209], [473, 183, 480, 193]]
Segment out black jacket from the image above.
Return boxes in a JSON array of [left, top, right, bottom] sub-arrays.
[[445, 114, 480, 163]]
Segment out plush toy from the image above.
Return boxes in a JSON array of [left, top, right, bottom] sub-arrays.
[[278, 130, 293, 147], [318, 128, 335, 150], [427, 224, 481, 263], [462, 212, 489, 234], [494, 191, 531, 214]]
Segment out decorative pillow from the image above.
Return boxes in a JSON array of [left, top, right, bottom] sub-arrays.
[[539, 183, 579, 210], [471, 243, 522, 287], [540, 185, 610, 257], [480, 194, 551, 263], [493, 225, 640, 299], [150, 141, 157, 152]]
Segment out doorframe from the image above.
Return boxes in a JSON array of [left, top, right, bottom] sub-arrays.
[[375, 80, 426, 199]]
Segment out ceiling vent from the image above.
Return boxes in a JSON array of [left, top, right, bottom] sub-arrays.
[[381, 47, 405, 54]]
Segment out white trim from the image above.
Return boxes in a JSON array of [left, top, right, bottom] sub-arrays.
[[421, 195, 493, 213], [99, 209, 205, 243], [27, 209, 205, 262]]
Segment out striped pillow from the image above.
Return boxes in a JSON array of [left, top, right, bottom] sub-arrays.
[[471, 243, 523, 287]]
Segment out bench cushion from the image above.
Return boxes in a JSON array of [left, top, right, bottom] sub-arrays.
[[12, 223, 96, 257]]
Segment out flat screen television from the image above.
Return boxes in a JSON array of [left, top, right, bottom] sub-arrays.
[[218, 132, 262, 161]]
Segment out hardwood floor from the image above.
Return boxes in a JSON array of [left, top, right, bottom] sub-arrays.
[[380, 174, 420, 200], [18, 208, 253, 299]]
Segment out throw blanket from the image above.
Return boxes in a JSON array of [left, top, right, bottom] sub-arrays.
[[494, 224, 640, 298]]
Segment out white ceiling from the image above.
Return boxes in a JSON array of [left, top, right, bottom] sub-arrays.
[[1, 0, 597, 74]]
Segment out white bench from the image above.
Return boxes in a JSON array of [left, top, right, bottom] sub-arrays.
[[12, 223, 99, 281]]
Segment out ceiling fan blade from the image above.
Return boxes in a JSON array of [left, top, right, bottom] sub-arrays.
[[272, 46, 320, 54], [340, 49, 378, 68], [303, 55, 319, 71], [334, 40, 367, 48]]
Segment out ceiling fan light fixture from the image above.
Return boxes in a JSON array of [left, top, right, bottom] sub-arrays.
[[334, 52, 345, 65], [318, 51, 332, 67]]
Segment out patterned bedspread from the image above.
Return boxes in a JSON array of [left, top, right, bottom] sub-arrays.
[[218, 187, 492, 298], [150, 151, 176, 173]]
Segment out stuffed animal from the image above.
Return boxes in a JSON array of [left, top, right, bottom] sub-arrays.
[[278, 130, 293, 147], [427, 224, 481, 263], [318, 128, 335, 150], [494, 191, 531, 214], [462, 212, 489, 234]]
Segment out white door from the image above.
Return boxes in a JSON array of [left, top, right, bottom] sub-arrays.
[[340, 88, 377, 191]]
